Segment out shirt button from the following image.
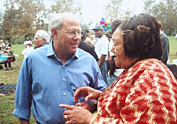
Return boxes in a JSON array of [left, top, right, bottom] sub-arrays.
[[63, 93, 66, 96]]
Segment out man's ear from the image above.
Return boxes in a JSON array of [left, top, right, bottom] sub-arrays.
[[51, 29, 57, 39]]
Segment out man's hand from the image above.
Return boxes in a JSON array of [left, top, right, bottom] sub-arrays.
[[60, 104, 94, 124]]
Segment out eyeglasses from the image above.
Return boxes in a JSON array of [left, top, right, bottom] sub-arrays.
[[61, 30, 81, 37]]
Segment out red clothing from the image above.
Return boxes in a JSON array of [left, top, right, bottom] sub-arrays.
[[94, 59, 177, 124]]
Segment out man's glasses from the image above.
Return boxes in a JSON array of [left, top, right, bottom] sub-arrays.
[[61, 30, 81, 37]]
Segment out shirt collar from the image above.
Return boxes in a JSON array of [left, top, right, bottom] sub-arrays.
[[46, 41, 79, 59]]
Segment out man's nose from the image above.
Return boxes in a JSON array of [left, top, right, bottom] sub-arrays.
[[73, 33, 81, 40]]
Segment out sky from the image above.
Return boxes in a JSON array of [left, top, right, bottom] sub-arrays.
[[80, 0, 145, 24], [0, 0, 145, 24]]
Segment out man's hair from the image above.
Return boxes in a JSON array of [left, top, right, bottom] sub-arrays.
[[36, 30, 50, 43], [48, 12, 79, 36], [119, 13, 162, 60], [111, 18, 122, 34], [111, 19, 122, 28]]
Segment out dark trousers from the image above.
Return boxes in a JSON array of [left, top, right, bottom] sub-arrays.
[[4, 62, 11, 68]]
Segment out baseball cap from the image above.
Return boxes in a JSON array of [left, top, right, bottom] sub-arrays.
[[92, 23, 103, 30]]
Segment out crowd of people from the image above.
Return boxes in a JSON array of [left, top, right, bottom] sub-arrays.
[[11, 12, 177, 124], [0, 39, 15, 70]]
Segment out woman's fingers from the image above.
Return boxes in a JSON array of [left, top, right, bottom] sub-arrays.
[[74, 89, 81, 103], [74, 87, 90, 102]]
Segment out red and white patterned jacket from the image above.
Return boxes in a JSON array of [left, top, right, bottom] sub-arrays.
[[93, 59, 177, 124]]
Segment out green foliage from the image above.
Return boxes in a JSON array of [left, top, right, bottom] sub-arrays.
[[168, 36, 177, 62], [0, 0, 83, 44], [144, 0, 177, 35], [104, 0, 123, 21], [2, 0, 48, 43], [50, 0, 81, 15]]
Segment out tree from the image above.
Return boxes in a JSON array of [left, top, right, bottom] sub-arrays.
[[0, 10, 3, 37], [2, 0, 19, 42], [2, 0, 48, 43], [50, 0, 81, 14], [122, 9, 133, 20], [104, 0, 123, 21], [144, 0, 177, 35]]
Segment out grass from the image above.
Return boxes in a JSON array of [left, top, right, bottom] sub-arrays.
[[168, 37, 177, 62], [0, 44, 35, 124], [0, 36, 177, 123]]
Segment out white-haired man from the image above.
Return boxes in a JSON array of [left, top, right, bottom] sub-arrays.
[[33, 30, 50, 49], [13, 12, 107, 124]]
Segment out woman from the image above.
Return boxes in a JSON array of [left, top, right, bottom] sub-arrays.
[[60, 13, 177, 124]]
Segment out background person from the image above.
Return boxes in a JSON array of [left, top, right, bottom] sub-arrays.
[[22, 41, 34, 58], [158, 20, 169, 64], [0, 40, 5, 50], [5, 39, 11, 50], [13, 12, 107, 124], [3, 47, 15, 70], [78, 30, 99, 61], [60, 13, 177, 124], [92, 23, 109, 84], [33, 30, 50, 49], [4, 39, 14, 70]]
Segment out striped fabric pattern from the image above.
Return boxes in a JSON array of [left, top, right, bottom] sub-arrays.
[[93, 59, 177, 124]]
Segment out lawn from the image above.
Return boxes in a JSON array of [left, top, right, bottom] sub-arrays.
[[0, 36, 177, 123]]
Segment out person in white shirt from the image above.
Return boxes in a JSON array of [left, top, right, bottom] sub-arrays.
[[22, 41, 34, 58], [92, 23, 109, 84]]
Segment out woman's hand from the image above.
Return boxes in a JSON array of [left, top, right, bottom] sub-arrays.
[[76, 101, 97, 113], [74, 87, 102, 103], [60, 104, 94, 124]]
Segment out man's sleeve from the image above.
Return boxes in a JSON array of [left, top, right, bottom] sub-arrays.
[[13, 57, 32, 120], [91, 58, 107, 91]]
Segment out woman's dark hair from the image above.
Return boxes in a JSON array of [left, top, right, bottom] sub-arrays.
[[119, 13, 162, 60]]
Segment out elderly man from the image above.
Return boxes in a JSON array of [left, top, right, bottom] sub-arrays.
[[33, 30, 50, 49], [13, 12, 107, 124], [92, 23, 109, 84]]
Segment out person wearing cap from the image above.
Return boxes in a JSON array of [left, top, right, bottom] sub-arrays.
[[92, 23, 109, 84], [33, 30, 50, 49], [22, 41, 34, 58]]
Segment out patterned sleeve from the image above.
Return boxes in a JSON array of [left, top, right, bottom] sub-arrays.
[[92, 63, 177, 123]]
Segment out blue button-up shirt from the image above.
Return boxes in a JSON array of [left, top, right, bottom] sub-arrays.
[[13, 42, 107, 124]]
